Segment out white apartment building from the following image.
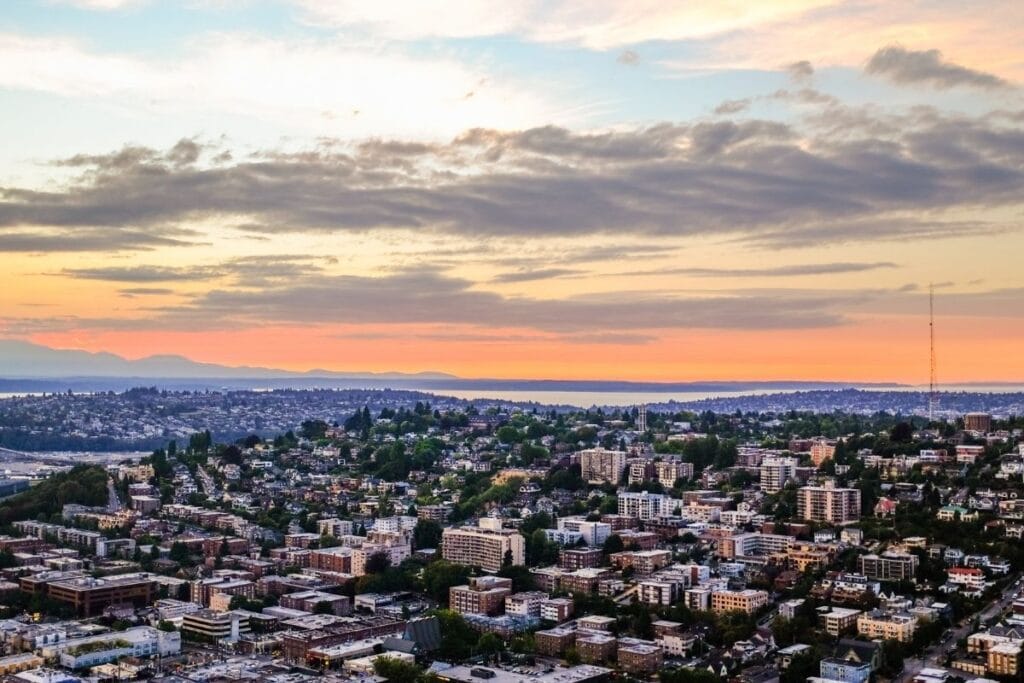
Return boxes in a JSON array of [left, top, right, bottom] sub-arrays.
[[760, 457, 800, 494]]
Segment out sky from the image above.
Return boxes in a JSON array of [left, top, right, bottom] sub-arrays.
[[1, 0, 1023, 382]]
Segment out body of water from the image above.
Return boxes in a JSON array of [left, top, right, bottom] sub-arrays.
[[436, 384, 1024, 408]]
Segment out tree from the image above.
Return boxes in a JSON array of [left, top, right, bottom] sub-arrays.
[[890, 422, 914, 442], [169, 542, 190, 565], [661, 669, 719, 683], [602, 534, 624, 556], [422, 561, 471, 604], [301, 419, 330, 439], [221, 445, 243, 465], [477, 632, 504, 660], [373, 655, 425, 682], [434, 609, 478, 662], [497, 564, 536, 592], [365, 552, 391, 574], [413, 520, 443, 550]]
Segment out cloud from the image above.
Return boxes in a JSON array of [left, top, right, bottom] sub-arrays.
[[3, 108, 1023, 250], [491, 268, 583, 283], [617, 50, 640, 66], [786, 60, 814, 82], [115, 268, 863, 333], [292, 1, 832, 50], [713, 99, 751, 115], [0, 32, 558, 138], [623, 262, 899, 277], [118, 287, 175, 296], [61, 265, 220, 282], [61, 255, 329, 285], [0, 229, 197, 253], [50, 0, 143, 9], [865, 45, 1010, 89]]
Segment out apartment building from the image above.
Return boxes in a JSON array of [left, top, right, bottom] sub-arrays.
[[504, 591, 548, 618], [964, 413, 992, 433], [797, 481, 861, 523], [654, 461, 694, 487], [856, 611, 915, 642], [560, 548, 603, 571], [710, 589, 769, 615], [309, 546, 353, 573], [441, 524, 526, 572], [556, 517, 612, 546], [617, 491, 671, 521], [760, 457, 800, 494], [684, 587, 712, 611], [811, 440, 837, 467], [717, 532, 795, 559], [46, 574, 156, 617], [859, 552, 918, 581], [182, 609, 251, 643], [579, 448, 627, 485], [540, 597, 574, 622], [617, 638, 664, 675], [416, 504, 453, 524], [351, 542, 411, 577], [449, 577, 513, 616], [317, 519, 354, 538], [947, 567, 986, 593], [818, 607, 861, 636], [988, 642, 1022, 677], [639, 580, 682, 606]]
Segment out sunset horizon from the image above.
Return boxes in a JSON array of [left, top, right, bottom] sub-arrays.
[[2, 1, 1023, 384]]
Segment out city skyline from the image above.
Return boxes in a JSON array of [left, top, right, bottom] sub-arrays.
[[2, 1, 1023, 382]]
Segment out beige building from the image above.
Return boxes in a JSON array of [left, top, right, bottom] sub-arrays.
[[441, 523, 525, 572], [579, 448, 627, 485], [818, 607, 861, 636], [810, 440, 837, 467], [857, 611, 915, 642], [710, 589, 768, 615], [797, 481, 861, 523], [988, 642, 1022, 676]]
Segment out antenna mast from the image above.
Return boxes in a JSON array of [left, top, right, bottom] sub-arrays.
[[929, 284, 938, 421]]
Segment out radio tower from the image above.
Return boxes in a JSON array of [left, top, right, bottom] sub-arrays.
[[928, 284, 938, 421]]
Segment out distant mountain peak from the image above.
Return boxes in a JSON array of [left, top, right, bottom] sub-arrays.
[[0, 339, 456, 380]]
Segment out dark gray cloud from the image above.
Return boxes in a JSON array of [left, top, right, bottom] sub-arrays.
[[61, 255, 329, 287], [2, 110, 1022, 251], [139, 268, 858, 332], [63, 265, 219, 282], [119, 287, 175, 296], [866, 46, 1009, 90], [623, 261, 899, 277], [786, 60, 814, 82], [0, 229, 196, 252], [713, 98, 751, 115], [491, 268, 583, 283]]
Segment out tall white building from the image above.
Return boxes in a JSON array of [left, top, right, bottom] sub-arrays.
[[618, 491, 671, 521], [556, 517, 612, 546], [760, 457, 799, 494], [797, 481, 861, 523]]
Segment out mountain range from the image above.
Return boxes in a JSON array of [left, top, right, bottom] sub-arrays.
[[0, 339, 455, 380]]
